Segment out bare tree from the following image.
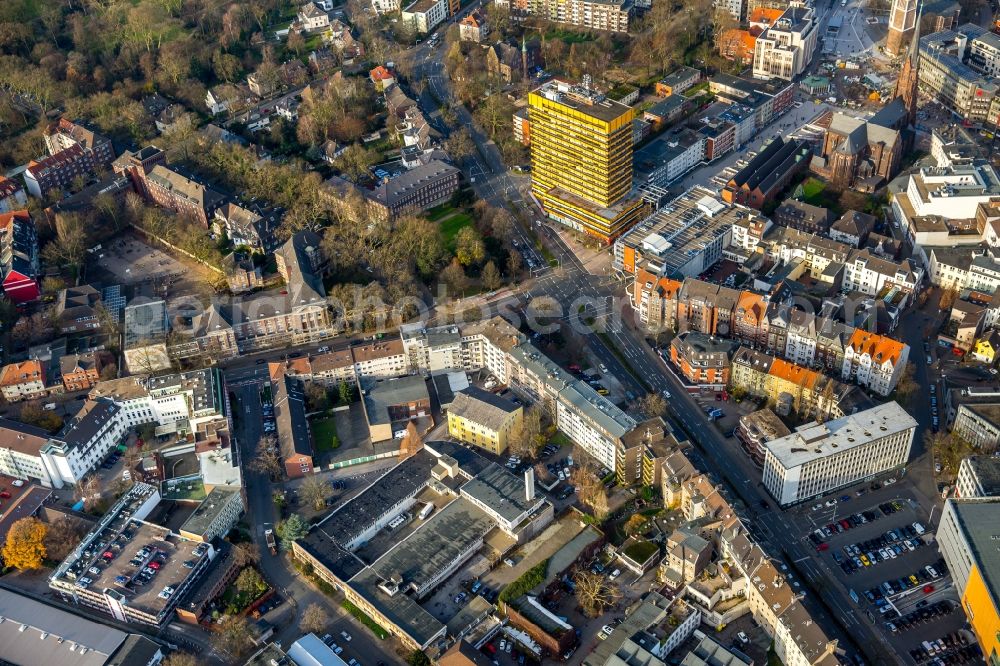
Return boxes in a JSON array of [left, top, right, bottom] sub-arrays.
[[571, 463, 609, 520], [162, 653, 200, 666], [75, 474, 101, 511], [300, 603, 329, 635], [633, 393, 668, 419], [249, 434, 284, 479], [212, 615, 253, 659], [233, 542, 261, 568], [43, 515, 88, 560], [574, 570, 621, 617], [507, 405, 544, 459], [299, 475, 333, 511]]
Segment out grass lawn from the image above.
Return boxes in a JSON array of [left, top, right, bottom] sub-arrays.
[[800, 177, 826, 202], [426, 203, 456, 222], [623, 540, 659, 563], [549, 431, 572, 448], [311, 417, 340, 452], [544, 28, 593, 43], [440, 212, 474, 251]]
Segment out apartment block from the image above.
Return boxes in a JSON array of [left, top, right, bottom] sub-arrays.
[[841, 329, 909, 397], [762, 402, 916, 506], [529, 79, 644, 243], [0, 359, 46, 402], [751, 7, 818, 81], [669, 332, 739, 389], [447, 386, 522, 455], [24, 144, 100, 199], [401, 0, 448, 33], [43, 118, 114, 169], [503, 0, 632, 32], [0, 210, 40, 303]]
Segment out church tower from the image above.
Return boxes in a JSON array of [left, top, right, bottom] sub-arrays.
[[894, 4, 921, 129], [886, 0, 918, 56]]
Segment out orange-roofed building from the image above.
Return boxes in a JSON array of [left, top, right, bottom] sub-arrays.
[[0, 359, 46, 402], [749, 7, 785, 27], [842, 329, 908, 396], [633, 267, 682, 331], [459, 10, 489, 42], [369, 65, 396, 91], [718, 28, 757, 64]]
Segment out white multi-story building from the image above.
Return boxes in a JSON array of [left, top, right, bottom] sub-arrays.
[[952, 403, 1000, 451], [501, 0, 632, 32], [89, 369, 229, 434], [752, 7, 818, 81], [714, 0, 746, 21], [955, 455, 1000, 497], [400, 0, 448, 33], [762, 402, 916, 506], [841, 329, 909, 396], [371, 0, 400, 13], [841, 250, 922, 301], [927, 246, 1000, 293], [0, 400, 129, 489]]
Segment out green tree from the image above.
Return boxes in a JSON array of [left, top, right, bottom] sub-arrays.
[[235, 567, 267, 597], [338, 380, 355, 405], [454, 226, 485, 266], [276, 514, 310, 543]]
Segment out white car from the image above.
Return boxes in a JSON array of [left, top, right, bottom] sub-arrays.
[[737, 631, 750, 644], [661, 389, 671, 398], [601, 624, 615, 635], [599, 363, 608, 373], [11, 479, 23, 487], [499, 640, 507, 651], [341, 631, 352, 642], [609, 569, 621, 580]]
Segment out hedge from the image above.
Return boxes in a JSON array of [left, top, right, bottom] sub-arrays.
[[341, 599, 389, 639], [499, 558, 549, 604]]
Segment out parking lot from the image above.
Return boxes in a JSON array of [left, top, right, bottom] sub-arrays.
[[786, 479, 974, 663]]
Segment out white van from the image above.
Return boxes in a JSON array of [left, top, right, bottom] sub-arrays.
[[912, 522, 926, 535]]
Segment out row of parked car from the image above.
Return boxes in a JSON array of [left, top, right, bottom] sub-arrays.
[[887, 600, 956, 634], [832, 523, 928, 574], [809, 508, 882, 545], [262, 399, 275, 434], [909, 631, 981, 665], [868, 561, 947, 602]]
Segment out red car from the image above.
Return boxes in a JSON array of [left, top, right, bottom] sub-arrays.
[[816, 542, 829, 552], [923, 585, 934, 594], [148, 561, 161, 570], [0, 491, 10, 498], [484, 644, 497, 655]]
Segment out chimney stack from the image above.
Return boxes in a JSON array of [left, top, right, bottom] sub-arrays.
[[524, 468, 535, 502]]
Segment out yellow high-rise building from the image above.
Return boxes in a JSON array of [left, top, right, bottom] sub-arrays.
[[528, 79, 645, 243]]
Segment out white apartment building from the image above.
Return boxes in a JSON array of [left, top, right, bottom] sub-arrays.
[[371, 0, 401, 14], [89, 369, 228, 434], [841, 250, 922, 301], [730, 216, 773, 254], [401, 0, 448, 34], [762, 402, 916, 505], [0, 400, 129, 489], [842, 331, 909, 397], [968, 30, 1000, 78], [955, 455, 1000, 498], [512, 0, 632, 32], [927, 247, 1000, 293], [714, 0, 745, 21], [752, 7, 818, 81]]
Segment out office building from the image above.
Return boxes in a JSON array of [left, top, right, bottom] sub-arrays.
[[529, 79, 645, 243], [401, 0, 448, 34], [936, 498, 1000, 663], [955, 455, 1000, 497], [762, 402, 917, 505], [952, 403, 1000, 451]]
